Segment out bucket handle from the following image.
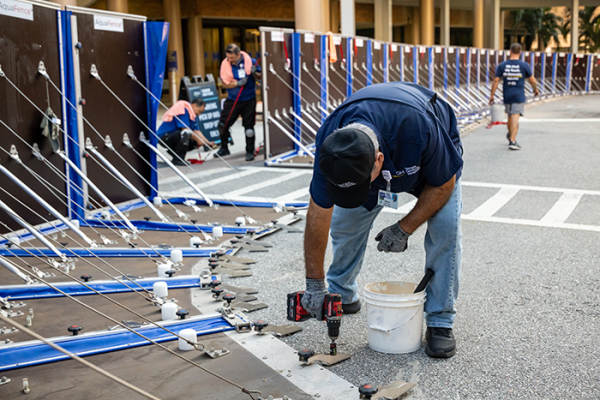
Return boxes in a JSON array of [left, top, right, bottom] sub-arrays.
[[368, 306, 422, 333]]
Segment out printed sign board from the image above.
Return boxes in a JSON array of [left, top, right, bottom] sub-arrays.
[[94, 15, 124, 32], [0, 0, 33, 21], [178, 75, 222, 143]]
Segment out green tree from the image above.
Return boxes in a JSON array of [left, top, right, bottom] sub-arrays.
[[557, 17, 570, 52], [511, 9, 563, 51], [578, 6, 600, 53]]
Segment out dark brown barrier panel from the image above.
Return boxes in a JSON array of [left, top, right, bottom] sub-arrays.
[[67, 7, 151, 208], [556, 52, 569, 92], [457, 47, 468, 87], [488, 50, 499, 85], [543, 52, 555, 93], [297, 31, 322, 112], [477, 49, 487, 88], [0, 1, 68, 233], [432, 46, 445, 93], [353, 36, 368, 92], [443, 47, 463, 110], [468, 48, 478, 89], [371, 40, 385, 85], [328, 35, 349, 104], [261, 27, 295, 159], [591, 54, 600, 91], [417, 46, 429, 88], [571, 54, 587, 92], [389, 43, 402, 82], [403, 45, 415, 84]]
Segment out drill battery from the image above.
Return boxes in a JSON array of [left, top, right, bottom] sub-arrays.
[[287, 291, 342, 322]]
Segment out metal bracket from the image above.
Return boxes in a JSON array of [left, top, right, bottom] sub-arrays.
[[25, 308, 33, 327], [220, 306, 251, 333], [31, 143, 43, 161], [139, 131, 148, 144], [200, 271, 221, 289], [100, 235, 117, 245], [123, 133, 132, 148], [84, 137, 95, 150], [204, 346, 230, 359], [90, 64, 100, 80], [9, 145, 19, 161], [0, 326, 18, 336], [0, 65, 4, 77], [175, 208, 190, 221], [0, 338, 13, 346], [49, 258, 75, 274], [126, 65, 135, 79], [38, 61, 48, 78], [104, 135, 114, 149], [0, 309, 23, 318], [0, 297, 26, 310], [0, 376, 11, 386], [31, 266, 54, 279]]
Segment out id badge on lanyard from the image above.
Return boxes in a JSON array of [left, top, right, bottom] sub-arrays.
[[377, 170, 399, 209], [237, 67, 246, 79]]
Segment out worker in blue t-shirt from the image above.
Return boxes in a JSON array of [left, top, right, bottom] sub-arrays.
[[301, 82, 464, 359], [489, 43, 539, 151], [216, 43, 262, 161], [157, 99, 214, 166]]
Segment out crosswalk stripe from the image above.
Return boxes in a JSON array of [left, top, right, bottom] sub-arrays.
[[222, 171, 310, 197], [540, 192, 584, 224], [466, 187, 520, 218]]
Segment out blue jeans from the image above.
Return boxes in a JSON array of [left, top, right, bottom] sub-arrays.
[[327, 180, 462, 328]]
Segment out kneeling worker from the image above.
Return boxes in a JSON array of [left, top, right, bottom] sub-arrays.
[[301, 82, 464, 358], [157, 99, 214, 166]]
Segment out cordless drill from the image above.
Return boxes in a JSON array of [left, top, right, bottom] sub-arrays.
[[287, 291, 343, 355]]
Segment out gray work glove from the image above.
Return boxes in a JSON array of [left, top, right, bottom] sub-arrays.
[[375, 223, 410, 253], [301, 278, 328, 320], [251, 65, 258, 74], [236, 77, 248, 87]]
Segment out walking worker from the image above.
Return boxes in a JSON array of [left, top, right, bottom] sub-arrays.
[[157, 99, 214, 166], [301, 82, 464, 359], [488, 43, 539, 150], [216, 43, 262, 161]]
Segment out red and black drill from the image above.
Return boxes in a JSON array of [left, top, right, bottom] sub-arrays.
[[287, 291, 343, 355]]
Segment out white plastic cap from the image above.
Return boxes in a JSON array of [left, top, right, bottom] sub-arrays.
[[212, 226, 223, 238], [153, 281, 168, 298], [170, 248, 183, 263]]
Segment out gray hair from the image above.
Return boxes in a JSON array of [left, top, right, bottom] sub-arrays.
[[338, 122, 380, 159]]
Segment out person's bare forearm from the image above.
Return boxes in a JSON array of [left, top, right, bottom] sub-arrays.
[[192, 131, 212, 146], [304, 198, 333, 279], [489, 79, 500, 102], [529, 76, 539, 94], [399, 176, 456, 234]]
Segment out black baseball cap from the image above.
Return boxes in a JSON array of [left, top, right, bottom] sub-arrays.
[[319, 127, 376, 208]]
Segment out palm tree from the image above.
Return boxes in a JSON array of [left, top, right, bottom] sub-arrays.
[[512, 9, 563, 51], [538, 9, 563, 51], [578, 6, 600, 53], [557, 17, 570, 51]]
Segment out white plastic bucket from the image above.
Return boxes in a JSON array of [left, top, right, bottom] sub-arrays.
[[491, 104, 504, 123], [364, 281, 426, 354]]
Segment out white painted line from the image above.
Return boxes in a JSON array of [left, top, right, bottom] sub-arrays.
[[223, 171, 310, 197], [540, 192, 584, 224], [225, 331, 359, 400], [461, 215, 600, 233], [462, 181, 600, 196], [161, 168, 267, 196], [466, 187, 520, 218], [275, 187, 310, 202], [159, 166, 229, 185], [520, 118, 600, 122]]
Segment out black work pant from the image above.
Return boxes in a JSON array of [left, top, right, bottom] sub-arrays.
[[218, 97, 257, 154], [162, 130, 197, 160]]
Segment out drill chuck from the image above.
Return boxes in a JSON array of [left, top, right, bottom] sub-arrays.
[[326, 316, 341, 340]]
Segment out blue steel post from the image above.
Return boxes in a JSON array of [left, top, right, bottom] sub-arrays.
[[366, 40, 373, 86], [586, 55, 593, 92], [292, 33, 302, 149], [320, 34, 328, 122], [530, 52, 535, 75], [485, 50, 489, 86], [346, 38, 353, 96], [552, 53, 558, 92], [466, 49, 471, 96], [60, 10, 85, 220], [455, 49, 460, 93], [566, 53, 572, 92], [476, 49, 480, 88], [383, 43, 389, 83], [413, 46, 418, 84], [541, 53, 546, 94], [428, 47, 434, 90], [399, 45, 404, 81], [443, 48, 448, 92]]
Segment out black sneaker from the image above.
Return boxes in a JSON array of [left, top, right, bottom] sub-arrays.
[[342, 299, 361, 314], [508, 141, 521, 150], [172, 158, 189, 166], [245, 152, 255, 162], [425, 327, 456, 358], [214, 147, 230, 158]]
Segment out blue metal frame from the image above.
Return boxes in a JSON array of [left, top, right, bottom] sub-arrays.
[[455, 49, 460, 92], [586, 55, 593, 92], [383, 43, 389, 83], [0, 275, 203, 300], [466, 49, 471, 94], [291, 32, 302, 150], [0, 247, 223, 258], [0, 315, 236, 372], [346, 38, 353, 96], [552, 53, 558, 92], [566, 53, 573, 92], [59, 10, 85, 221], [366, 40, 373, 86], [413, 46, 418, 84], [428, 47, 434, 90], [476, 49, 481, 88], [320, 34, 328, 121]]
